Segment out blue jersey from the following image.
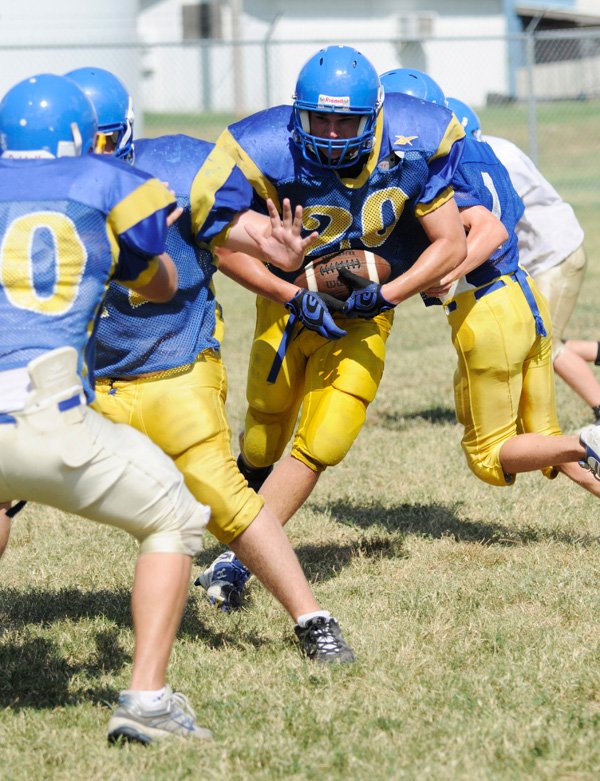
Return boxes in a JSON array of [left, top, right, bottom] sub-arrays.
[[450, 138, 525, 286], [94, 135, 254, 377], [216, 93, 465, 283], [0, 154, 174, 400]]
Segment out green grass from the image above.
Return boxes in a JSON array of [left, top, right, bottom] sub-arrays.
[[1, 115, 600, 780]]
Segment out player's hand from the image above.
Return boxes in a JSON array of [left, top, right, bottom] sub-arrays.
[[166, 205, 184, 228], [245, 198, 319, 272], [339, 268, 395, 319], [285, 289, 347, 339]]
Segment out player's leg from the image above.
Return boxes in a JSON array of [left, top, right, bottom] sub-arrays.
[[261, 312, 392, 523], [96, 352, 354, 659], [259, 455, 320, 525], [534, 246, 600, 417], [553, 346, 600, 411], [449, 278, 557, 485], [0, 502, 11, 559], [0, 355, 210, 743], [491, 279, 594, 483], [0, 500, 27, 559], [239, 297, 306, 479], [563, 339, 600, 364], [557, 339, 600, 423]]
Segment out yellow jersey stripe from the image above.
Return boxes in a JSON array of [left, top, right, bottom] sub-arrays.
[[120, 256, 161, 288], [429, 114, 465, 162], [108, 178, 174, 235], [216, 128, 281, 209], [190, 145, 237, 238], [415, 186, 455, 218]]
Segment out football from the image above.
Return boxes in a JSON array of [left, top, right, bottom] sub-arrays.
[[294, 249, 391, 300]]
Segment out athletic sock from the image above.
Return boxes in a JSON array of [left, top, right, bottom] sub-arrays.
[[296, 610, 331, 627]]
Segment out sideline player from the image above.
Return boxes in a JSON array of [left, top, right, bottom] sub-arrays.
[[446, 96, 600, 425], [0, 73, 213, 743], [379, 70, 600, 493], [66, 66, 355, 663], [197, 45, 468, 591]]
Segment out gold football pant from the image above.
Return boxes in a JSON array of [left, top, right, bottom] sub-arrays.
[[94, 350, 263, 545], [447, 272, 562, 486], [242, 297, 393, 473]]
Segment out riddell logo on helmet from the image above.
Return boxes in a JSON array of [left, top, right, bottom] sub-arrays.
[[318, 94, 351, 109]]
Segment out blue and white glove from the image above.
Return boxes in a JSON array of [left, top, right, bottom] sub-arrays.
[[285, 289, 347, 339], [267, 289, 347, 384], [339, 267, 395, 319]]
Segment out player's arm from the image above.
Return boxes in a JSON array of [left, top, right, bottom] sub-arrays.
[[108, 174, 179, 301], [424, 205, 508, 297], [380, 197, 467, 305], [219, 198, 318, 272], [127, 252, 178, 303], [216, 248, 301, 304], [115, 206, 182, 303], [217, 248, 346, 340]]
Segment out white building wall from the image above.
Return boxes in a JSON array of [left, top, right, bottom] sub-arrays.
[[0, 0, 143, 132], [138, 0, 510, 114]]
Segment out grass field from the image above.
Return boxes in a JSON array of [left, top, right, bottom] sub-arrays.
[[1, 114, 600, 780]]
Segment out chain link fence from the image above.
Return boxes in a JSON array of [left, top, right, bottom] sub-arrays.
[[0, 30, 598, 215]]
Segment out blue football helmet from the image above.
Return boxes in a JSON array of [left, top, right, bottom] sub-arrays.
[[445, 97, 482, 141], [292, 45, 383, 169], [0, 73, 97, 159], [380, 68, 446, 106], [65, 67, 134, 162]]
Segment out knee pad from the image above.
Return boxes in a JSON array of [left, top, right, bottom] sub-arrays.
[[463, 443, 514, 487], [243, 409, 296, 469], [292, 387, 368, 471]]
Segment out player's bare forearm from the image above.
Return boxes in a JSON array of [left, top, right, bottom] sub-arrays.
[[223, 199, 318, 272], [216, 247, 300, 304], [436, 205, 508, 288], [128, 252, 178, 303], [382, 200, 467, 305]]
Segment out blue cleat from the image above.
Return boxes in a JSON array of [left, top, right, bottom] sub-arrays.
[[194, 551, 251, 611]]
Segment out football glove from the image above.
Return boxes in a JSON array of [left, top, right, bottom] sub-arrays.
[[285, 289, 347, 340], [339, 268, 395, 319]]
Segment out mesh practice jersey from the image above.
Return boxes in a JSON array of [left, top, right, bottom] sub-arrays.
[[0, 154, 174, 400], [94, 135, 254, 377], [216, 93, 465, 284]]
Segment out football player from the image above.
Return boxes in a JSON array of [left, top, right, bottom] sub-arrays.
[[447, 96, 600, 425], [196, 45, 469, 590], [66, 66, 355, 663], [0, 73, 213, 743], [379, 71, 600, 494]]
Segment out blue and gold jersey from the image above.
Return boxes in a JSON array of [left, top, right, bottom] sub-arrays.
[[94, 135, 254, 377], [0, 154, 174, 399], [450, 138, 524, 286], [216, 94, 465, 282]]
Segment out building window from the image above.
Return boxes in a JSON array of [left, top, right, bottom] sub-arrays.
[[182, 2, 222, 40]]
